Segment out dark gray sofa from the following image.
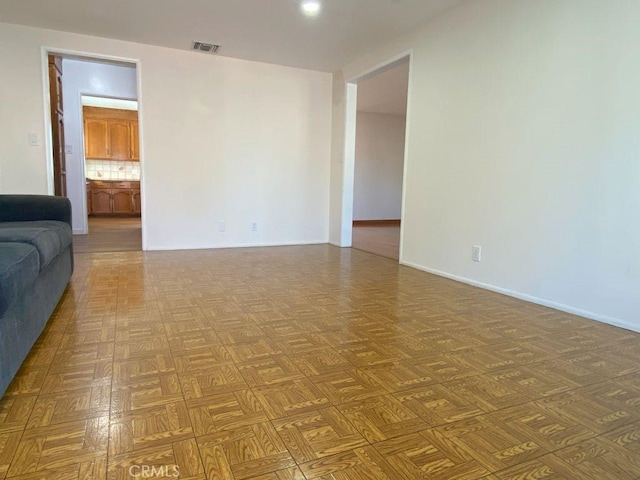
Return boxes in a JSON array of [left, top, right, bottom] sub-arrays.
[[0, 195, 73, 396]]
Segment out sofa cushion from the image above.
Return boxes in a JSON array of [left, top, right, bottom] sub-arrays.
[[0, 221, 72, 270], [0, 242, 40, 316]]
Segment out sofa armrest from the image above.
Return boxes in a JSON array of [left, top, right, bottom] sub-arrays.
[[0, 195, 72, 227]]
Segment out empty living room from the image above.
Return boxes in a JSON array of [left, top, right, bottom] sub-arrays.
[[0, 1, 638, 479]]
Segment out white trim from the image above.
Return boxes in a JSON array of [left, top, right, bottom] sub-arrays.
[[76, 90, 88, 234], [340, 82, 357, 247], [339, 49, 413, 252], [82, 96, 138, 110], [136, 61, 147, 251], [345, 49, 413, 83], [400, 260, 640, 334], [398, 52, 413, 263], [41, 47, 140, 66], [40, 48, 54, 195], [40, 47, 146, 248], [76, 90, 139, 235], [145, 241, 328, 252]]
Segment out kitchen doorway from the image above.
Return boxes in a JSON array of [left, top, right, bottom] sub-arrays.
[[81, 95, 141, 253], [44, 52, 144, 253]]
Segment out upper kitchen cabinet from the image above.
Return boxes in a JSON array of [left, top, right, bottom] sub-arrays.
[[83, 106, 139, 162], [130, 120, 139, 161], [109, 121, 131, 160], [84, 119, 109, 158]]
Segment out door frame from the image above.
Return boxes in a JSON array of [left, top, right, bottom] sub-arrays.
[[79, 93, 140, 232], [338, 50, 413, 262], [40, 47, 147, 249]]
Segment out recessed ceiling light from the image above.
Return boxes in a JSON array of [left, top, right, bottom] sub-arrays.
[[301, 0, 321, 16]]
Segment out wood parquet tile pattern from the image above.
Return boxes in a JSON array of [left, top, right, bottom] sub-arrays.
[[1, 245, 639, 479], [74, 217, 142, 254], [351, 224, 400, 261]]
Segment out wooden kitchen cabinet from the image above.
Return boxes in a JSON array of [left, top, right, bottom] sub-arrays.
[[84, 119, 109, 159], [90, 188, 112, 214], [86, 180, 91, 214], [87, 180, 140, 216], [108, 122, 131, 161], [112, 189, 133, 214], [130, 120, 139, 161], [83, 107, 139, 161], [132, 187, 141, 214]]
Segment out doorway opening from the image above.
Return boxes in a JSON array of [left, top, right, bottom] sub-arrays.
[[45, 52, 143, 253], [350, 57, 409, 260]]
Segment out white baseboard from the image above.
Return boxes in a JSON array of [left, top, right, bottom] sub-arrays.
[[400, 260, 639, 334], [145, 240, 328, 252]]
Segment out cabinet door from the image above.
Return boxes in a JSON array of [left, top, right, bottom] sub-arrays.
[[112, 189, 133, 214], [84, 119, 109, 159], [132, 189, 141, 214], [91, 189, 112, 214], [109, 121, 131, 161], [86, 182, 92, 215], [130, 120, 139, 161]]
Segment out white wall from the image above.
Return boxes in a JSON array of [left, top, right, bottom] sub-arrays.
[[353, 112, 405, 220], [331, 0, 640, 331], [0, 22, 332, 249], [62, 58, 137, 233]]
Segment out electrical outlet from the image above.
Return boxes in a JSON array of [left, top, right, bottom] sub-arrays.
[[217, 221, 226, 233], [472, 245, 482, 262], [251, 222, 258, 232]]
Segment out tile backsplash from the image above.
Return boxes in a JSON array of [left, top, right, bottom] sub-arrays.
[[86, 159, 140, 180]]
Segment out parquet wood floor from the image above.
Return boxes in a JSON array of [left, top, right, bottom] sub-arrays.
[[351, 223, 400, 260], [73, 217, 142, 254], [1, 245, 639, 479]]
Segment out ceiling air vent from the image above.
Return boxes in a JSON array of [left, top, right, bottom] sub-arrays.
[[192, 41, 221, 54]]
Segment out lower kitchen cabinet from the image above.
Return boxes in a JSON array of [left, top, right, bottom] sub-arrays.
[[87, 180, 141, 216], [132, 188, 141, 214], [112, 189, 134, 214], [86, 180, 92, 214], [91, 189, 112, 214]]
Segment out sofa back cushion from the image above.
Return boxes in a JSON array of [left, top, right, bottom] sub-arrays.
[[0, 242, 39, 316]]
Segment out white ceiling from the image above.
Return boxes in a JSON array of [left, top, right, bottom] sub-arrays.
[[0, 0, 465, 72], [357, 59, 409, 116]]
